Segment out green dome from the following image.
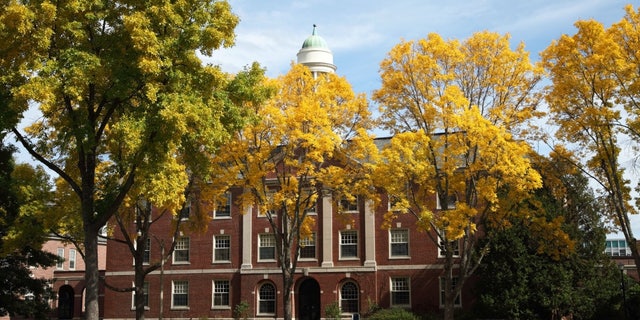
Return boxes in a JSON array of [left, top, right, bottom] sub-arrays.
[[301, 24, 329, 49]]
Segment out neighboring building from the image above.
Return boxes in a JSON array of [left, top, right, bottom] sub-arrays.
[[102, 26, 475, 320], [0, 234, 107, 320], [607, 239, 639, 282]]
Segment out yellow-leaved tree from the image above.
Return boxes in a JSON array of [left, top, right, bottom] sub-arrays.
[[541, 5, 640, 277], [209, 64, 378, 320], [0, 0, 243, 318], [372, 31, 545, 320]]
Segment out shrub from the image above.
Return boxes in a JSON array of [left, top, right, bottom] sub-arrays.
[[325, 301, 342, 320], [233, 300, 250, 320], [367, 308, 419, 320]]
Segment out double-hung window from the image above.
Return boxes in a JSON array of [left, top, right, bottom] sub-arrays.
[[299, 233, 316, 259], [390, 229, 409, 257], [259, 234, 276, 261], [131, 282, 149, 309], [391, 277, 411, 307], [340, 231, 358, 259], [258, 283, 276, 315], [214, 192, 231, 218], [439, 277, 461, 307], [135, 238, 151, 265], [56, 248, 64, 269], [340, 281, 359, 313], [172, 281, 189, 308], [339, 197, 358, 213], [173, 237, 190, 263], [69, 249, 76, 270], [213, 235, 230, 262], [179, 199, 191, 220], [437, 228, 460, 257], [212, 280, 230, 308]]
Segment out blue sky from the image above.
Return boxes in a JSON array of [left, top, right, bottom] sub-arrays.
[[206, 0, 631, 96]]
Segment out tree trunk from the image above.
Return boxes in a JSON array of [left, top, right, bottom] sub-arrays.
[[443, 250, 455, 320], [84, 227, 100, 320], [134, 259, 146, 320], [282, 270, 294, 320]]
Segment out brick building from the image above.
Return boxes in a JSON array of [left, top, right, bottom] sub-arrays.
[[102, 27, 474, 319], [2, 234, 108, 320]]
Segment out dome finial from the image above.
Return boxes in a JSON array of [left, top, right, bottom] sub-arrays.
[[312, 24, 317, 35]]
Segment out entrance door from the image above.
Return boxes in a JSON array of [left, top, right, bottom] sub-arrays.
[[58, 285, 74, 319], [297, 278, 320, 320]]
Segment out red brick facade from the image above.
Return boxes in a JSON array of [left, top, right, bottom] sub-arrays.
[[103, 190, 475, 319]]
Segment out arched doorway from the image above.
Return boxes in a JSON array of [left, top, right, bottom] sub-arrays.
[[297, 278, 320, 320], [58, 285, 74, 319]]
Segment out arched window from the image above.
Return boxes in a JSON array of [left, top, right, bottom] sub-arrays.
[[340, 281, 359, 314], [258, 283, 276, 315]]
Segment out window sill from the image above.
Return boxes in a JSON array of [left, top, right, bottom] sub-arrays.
[[298, 258, 318, 262], [257, 259, 277, 263], [172, 261, 191, 265], [171, 306, 190, 310], [339, 257, 359, 261], [389, 256, 410, 260], [212, 260, 231, 264], [212, 306, 231, 310], [213, 216, 232, 220]]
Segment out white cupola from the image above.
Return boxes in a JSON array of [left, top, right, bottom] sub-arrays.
[[296, 24, 336, 76]]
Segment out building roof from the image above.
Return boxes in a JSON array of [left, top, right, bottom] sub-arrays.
[[301, 24, 329, 49]]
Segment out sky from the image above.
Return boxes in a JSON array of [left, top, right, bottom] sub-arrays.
[[204, 0, 639, 238], [205, 0, 631, 95]]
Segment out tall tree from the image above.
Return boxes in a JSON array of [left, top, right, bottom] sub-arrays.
[[372, 31, 546, 320], [0, 143, 57, 319], [209, 64, 377, 320], [541, 4, 640, 277], [0, 0, 241, 318], [476, 151, 621, 320], [107, 63, 268, 320]]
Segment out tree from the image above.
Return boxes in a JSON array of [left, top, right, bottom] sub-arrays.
[[541, 4, 640, 278], [0, 0, 242, 318], [0, 143, 57, 319], [209, 64, 377, 320], [106, 63, 268, 320], [475, 151, 621, 320], [372, 31, 545, 320]]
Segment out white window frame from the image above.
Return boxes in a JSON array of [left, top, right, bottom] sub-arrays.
[[436, 192, 457, 210], [56, 248, 64, 269], [340, 281, 359, 314], [173, 237, 190, 264], [258, 234, 276, 261], [339, 197, 359, 213], [439, 277, 462, 308], [213, 235, 231, 263], [179, 199, 191, 220], [214, 192, 232, 219], [69, 249, 76, 270], [257, 283, 276, 315], [437, 228, 460, 258], [299, 233, 316, 260], [134, 238, 151, 265], [605, 239, 632, 256], [212, 280, 230, 309], [389, 229, 410, 258], [131, 282, 150, 310], [340, 231, 358, 259], [258, 190, 278, 218], [303, 188, 317, 215], [171, 280, 189, 309], [390, 277, 411, 307]]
